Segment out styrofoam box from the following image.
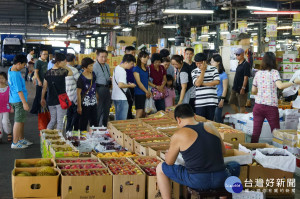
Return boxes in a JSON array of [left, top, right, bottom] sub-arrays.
[[283, 63, 293, 72], [233, 191, 266, 199]]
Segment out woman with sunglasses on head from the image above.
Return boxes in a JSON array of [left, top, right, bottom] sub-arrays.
[[251, 52, 300, 143]]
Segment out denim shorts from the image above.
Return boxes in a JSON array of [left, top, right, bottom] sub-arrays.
[[162, 162, 229, 190]]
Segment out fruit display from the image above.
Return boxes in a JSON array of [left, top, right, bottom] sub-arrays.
[[132, 157, 161, 166], [45, 135, 61, 140], [58, 163, 104, 169], [16, 171, 33, 176], [218, 128, 242, 134], [147, 143, 170, 148], [101, 158, 131, 166], [53, 146, 74, 152], [96, 151, 137, 158], [134, 134, 166, 140], [49, 141, 66, 145], [122, 129, 153, 135], [56, 159, 98, 163], [142, 167, 157, 176], [16, 159, 54, 168], [36, 167, 57, 176], [108, 165, 143, 175], [139, 139, 170, 144], [142, 117, 170, 122], [62, 169, 110, 176]]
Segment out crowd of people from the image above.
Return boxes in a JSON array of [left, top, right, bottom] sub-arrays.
[[2, 46, 300, 150]]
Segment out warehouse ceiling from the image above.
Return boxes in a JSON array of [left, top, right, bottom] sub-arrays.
[[0, 0, 299, 39]]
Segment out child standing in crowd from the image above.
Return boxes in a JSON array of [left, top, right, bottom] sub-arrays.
[[164, 74, 175, 108], [0, 72, 12, 143], [8, 54, 31, 149], [41, 53, 73, 131], [77, 58, 98, 131]]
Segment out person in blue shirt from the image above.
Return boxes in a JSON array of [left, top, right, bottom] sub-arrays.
[[48, 59, 55, 70], [211, 54, 228, 123], [8, 54, 32, 149], [133, 51, 151, 118]]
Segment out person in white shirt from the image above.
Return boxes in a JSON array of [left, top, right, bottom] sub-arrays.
[[65, 53, 80, 131], [112, 54, 136, 120], [25, 49, 34, 81]]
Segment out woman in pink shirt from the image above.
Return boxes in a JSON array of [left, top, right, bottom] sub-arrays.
[[0, 72, 12, 143], [251, 52, 300, 143]]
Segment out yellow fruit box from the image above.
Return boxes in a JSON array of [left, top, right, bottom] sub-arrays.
[[218, 128, 245, 149], [15, 158, 56, 168], [49, 145, 79, 158], [12, 168, 60, 198]]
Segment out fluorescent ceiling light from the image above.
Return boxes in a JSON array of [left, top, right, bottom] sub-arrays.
[[58, 21, 63, 24], [93, 31, 99, 35], [101, 32, 107, 35], [81, 40, 85, 42], [220, 31, 230, 34], [251, 33, 257, 36], [277, 26, 292, 30], [248, 23, 255, 26], [86, 35, 92, 38], [200, 35, 210, 37], [49, 25, 55, 29], [296, 36, 300, 38], [208, 32, 217, 35], [168, 38, 175, 41], [253, 11, 300, 15], [122, 28, 132, 32], [163, 24, 179, 29], [162, 9, 214, 14], [113, 25, 122, 30], [246, 6, 277, 11], [138, 22, 145, 25], [93, 0, 105, 3], [283, 32, 290, 35], [277, 40, 285, 43]]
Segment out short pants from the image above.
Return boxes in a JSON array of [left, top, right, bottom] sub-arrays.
[[11, 102, 26, 123], [229, 90, 248, 107], [135, 95, 146, 110]]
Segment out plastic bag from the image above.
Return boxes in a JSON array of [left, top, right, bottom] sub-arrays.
[[145, 97, 157, 114]]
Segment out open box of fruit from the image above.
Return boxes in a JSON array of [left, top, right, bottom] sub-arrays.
[[218, 128, 245, 148], [134, 138, 170, 156], [141, 116, 171, 123], [61, 168, 111, 176], [95, 151, 137, 158], [158, 128, 179, 137], [56, 158, 99, 164], [100, 157, 132, 166], [57, 162, 106, 170], [130, 156, 162, 166], [15, 158, 56, 168], [148, 145, 170, 156], [12, 167, 60, 198], [50, 145, 79, 158]]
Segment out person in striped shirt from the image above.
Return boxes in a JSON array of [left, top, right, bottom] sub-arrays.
[[192, 53, 220, 120]]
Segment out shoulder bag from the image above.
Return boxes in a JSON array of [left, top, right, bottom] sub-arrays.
[[52, 82, 72, 109]]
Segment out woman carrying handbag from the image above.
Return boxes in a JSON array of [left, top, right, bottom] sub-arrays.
[[41, 53, 73, 131]]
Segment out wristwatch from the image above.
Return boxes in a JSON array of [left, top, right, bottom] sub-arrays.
[[242, 87, 246, 89]]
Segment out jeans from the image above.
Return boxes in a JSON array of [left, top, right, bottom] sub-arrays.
[[214, 98, 223, 123], [114, 100, 129, 120], [127, 88, 134, 119], [251, 103, 280, 143], [30, 85, 43, 114], [48, 104, 67, 130], [154, 99, 165, 111], [195, 106, 216, 121], [79, 105, 98, 131], [24, 67, 29, 81], [162, 161, 240, 190], [66, 103, 79, 132], [96, 86, 111, 127]]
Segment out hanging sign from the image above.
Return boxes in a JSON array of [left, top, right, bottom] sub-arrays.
[[191, 27, 197, 42], [220, 23, 228, 40], [201, 26, 209, 34], [292, 14, 300, 35], [238, 21, 247, 33], [100, 13, 119, 25], [266, 17, 277, 38]]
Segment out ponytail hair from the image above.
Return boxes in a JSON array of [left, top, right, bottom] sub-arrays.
[[212, 54, 225, 74], [52, 53, 66, 64], [171, 55, 184, 64]]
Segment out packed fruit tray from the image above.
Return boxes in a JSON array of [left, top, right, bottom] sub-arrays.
[[94, 151, 137, 158], [15, 158, 55, 168], [55, 158, 99, 164], [130, 156, 162, 166], [61, 169, 111, 176]]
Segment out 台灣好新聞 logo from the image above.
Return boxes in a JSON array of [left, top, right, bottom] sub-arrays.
[[225, 176, 243, 193]]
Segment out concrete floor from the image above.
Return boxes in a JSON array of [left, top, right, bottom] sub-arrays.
[[0, 67, 299, 199]]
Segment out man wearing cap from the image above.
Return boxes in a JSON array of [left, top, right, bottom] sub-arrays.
[[229, 48, 251, 113]]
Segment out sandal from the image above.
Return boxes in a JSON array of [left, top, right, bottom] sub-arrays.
[[7, 134, 12, 142]]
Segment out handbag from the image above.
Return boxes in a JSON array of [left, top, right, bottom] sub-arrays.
[[149, 65, 166, 100], [38, 107, 50, 131], [113, 69, 133, 104], [52, 82, 72, 109]]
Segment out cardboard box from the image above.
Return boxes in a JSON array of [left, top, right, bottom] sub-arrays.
[[223, 149, 252, 165], [49, 145, 79, 158], [111, 57, 119, 67], [148, 146, 170, 156], [239, 165, 248, 186], [158, 128, 179, 137], [219, 129, 245, 148], [15, 158, 56, 168], [247, 164, 294, 195], [14, 197, 61, 199], [293, 62, 300, 72], [106, 46, 114, 51], [61, 169, 112, 199], [282, 62, 293, 72], [134, 137, 171, 155], [239, 143, 275, 156], [12, 168, 60, 198]]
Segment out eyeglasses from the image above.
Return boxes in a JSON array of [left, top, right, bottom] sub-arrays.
[[235, 54, 240, 56], [42, 54, 48, 56]]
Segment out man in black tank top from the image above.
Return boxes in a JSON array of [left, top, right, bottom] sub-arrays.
[[156, 104, 240, 199]]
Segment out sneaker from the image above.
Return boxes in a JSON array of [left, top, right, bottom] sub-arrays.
[[11, 142, 28, 149], [19, 139, 33, 146]]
